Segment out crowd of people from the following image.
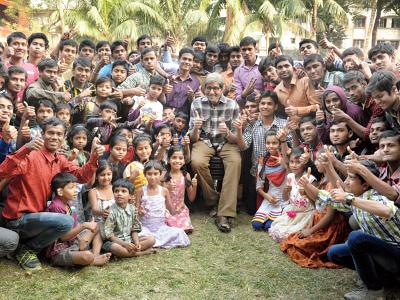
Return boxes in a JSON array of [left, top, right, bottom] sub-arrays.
[[0, 28, 399, 299]]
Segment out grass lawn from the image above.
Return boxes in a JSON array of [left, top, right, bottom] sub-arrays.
[[0, 212, 357, 300]]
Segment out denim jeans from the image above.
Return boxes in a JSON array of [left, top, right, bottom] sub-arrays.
[[0, 227, 19, 257], [327, 230, 400, 290], [4, 212, 73, 251]]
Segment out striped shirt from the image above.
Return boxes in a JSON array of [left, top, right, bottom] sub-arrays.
[[242, 117, 287, 176], [189, 95, 240, 147], [317, 189, 400, 246], [63, 78, 91, 99], [118, 68, 156, 90]]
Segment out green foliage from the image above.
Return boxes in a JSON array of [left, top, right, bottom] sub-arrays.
[[2, 0, 32, 31]]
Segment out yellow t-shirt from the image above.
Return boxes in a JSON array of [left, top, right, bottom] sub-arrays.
[[123, 161, 148, 189]]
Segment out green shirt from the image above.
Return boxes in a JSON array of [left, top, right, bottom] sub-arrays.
[[104, 203, 141, 242]]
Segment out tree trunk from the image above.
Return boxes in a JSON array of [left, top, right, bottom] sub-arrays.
[[311, 1, 318, 39], [364, 0, 377, 53], [371, 0, 383, 47], [222, 4, 234, 43], [57, 1, 65, 34]]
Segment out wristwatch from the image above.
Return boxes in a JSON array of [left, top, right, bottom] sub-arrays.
[[345, 193, 355, 206]]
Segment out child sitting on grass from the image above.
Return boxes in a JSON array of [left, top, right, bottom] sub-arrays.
[[102, 179, 156, 257], [136, 160, 190, 248], [46, 172, 111, 267]]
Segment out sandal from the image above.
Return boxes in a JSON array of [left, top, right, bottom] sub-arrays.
[[209, 206, 217, 218], [215, 216, 231, 233]]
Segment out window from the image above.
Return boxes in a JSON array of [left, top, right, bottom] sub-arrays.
[[392, 18, 400, 28], [377, 40, 400, 49], [353, 17, 366, 28], [353, 39, 364, 49], [378, 18, 387, 28]]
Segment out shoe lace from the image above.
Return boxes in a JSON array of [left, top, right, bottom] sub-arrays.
[[18, 249, 38, 265]]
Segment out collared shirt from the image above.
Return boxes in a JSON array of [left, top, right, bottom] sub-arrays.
[[274, 75, 320, 116], [0, 145, 98, 220], [118, 68, 156, 90], [166, 72, 200, 114], [387, 99, 400, 133], [317, 189, 400, 246], [379, 164, 400, 207], [104, 203, 141, 242], [189, 95, 239, 147], [242, 117, 287, 176], [362, 96, 384, 139], [233, 58, 264, 106], [63, 77, 91, 99], [25, 77, 65, 105]]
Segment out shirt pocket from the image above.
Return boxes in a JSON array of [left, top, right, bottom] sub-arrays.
[[200, 109, 211, 122]]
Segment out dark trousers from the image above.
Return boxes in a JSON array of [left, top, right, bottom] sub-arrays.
[[4, 212, 73, 251], [327, 230, 400, 290]]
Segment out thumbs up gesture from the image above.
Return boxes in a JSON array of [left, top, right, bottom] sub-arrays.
[[58, 56, 69, 74], [299, 147, 311, 165], [91, 137, 105, 158], [1, 116, 17, 144], [218, 118, 228, 134], [187, 85, 194, 99], [346, 146, 358, 160], [68, 148, 79, 161], [232, 116, 243, 131], [163, 79, 173, 94], [26, 136, 44, 152], [330, 180, 347, 202], [316, 104, 325, 123], [193, 110, 203, 129], [20, 118, 32, 141]]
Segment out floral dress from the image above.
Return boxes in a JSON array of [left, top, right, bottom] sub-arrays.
[[269, 173, 316, 243], [165, 175, 193, 233]]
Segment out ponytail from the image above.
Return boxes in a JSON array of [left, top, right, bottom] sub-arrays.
[[258, 151, 271, 178]]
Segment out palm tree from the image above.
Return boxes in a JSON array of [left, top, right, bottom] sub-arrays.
[[302, 0, 348, 39], [156, 0, 212, 47], [64, 0, 167, 42], [244, 0, 308, 44]]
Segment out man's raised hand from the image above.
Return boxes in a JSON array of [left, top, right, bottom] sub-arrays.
[[193, 110, 203, 129], [26, 136, 44, 151]]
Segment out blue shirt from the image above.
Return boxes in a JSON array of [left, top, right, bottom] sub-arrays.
[[98, 64, 112, 78]]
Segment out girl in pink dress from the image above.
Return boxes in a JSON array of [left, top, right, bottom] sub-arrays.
[[163, 146, 197, 233]]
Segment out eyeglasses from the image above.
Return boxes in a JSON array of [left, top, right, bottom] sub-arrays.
[[205, 86, 221, 91]]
